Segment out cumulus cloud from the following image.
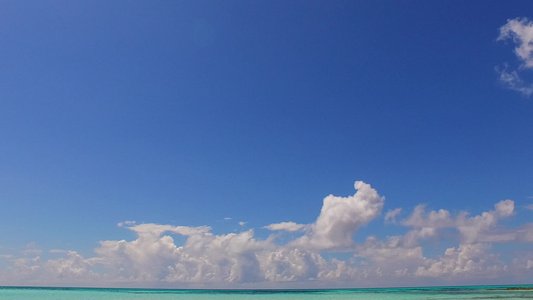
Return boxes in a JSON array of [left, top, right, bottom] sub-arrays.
[[292, 181, 384, 250], [402, 200, 516, 244], [497, 18, 533, 96], [415, 243, 506, 278], [0, 181, 532, 288], [355, 235, 428, 278], [94, 227, 272, 283], [354, 200, 526, 280]]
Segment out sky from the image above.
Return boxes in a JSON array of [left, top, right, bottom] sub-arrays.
[[0, 0, 532, 289]]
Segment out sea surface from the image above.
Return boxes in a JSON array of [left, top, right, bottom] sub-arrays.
[[1, 285, 532, 300]]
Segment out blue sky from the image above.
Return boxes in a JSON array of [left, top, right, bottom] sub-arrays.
[[0, 0, 532, 288]]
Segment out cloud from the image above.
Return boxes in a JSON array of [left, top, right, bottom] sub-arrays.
[[496, 65, 533, 96], [93, 227, 272, 283], [49, 249, 68, 254], [384, 208, 402, 224], [525, 204, 533, 211], [402, 200, 516, 244], [355, 235, 428, 277], [0, 181, 532, 288], [117, 221, 136, 227], [498, 18, 533, 68], [415, 243, 506, 278], [264, 222, 305, 232], [292, 181, 384, 250], [239, 222, 246, 227], [127, 223, 211, 238], [22, 243, 42, 256], [497, 18, 533, 96], [44, 251, 96, 280]]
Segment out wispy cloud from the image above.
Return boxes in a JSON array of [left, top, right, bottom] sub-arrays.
[[117, 220, 136, 227], [22, 243, 41, 256], [496, 65, 533, 96], [497, 18, 533, 96], [384, 208, 402, 224], [498, 18, 533, 68], [49, 249, 67, 254]]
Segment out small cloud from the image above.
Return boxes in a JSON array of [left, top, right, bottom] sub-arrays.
[[49, 249, 68, 254], [498, 18, 533, 68], [117, 220, 136, 227], [238, 222, 246, 226], [384, 208, 402, 224], [495, 65, 533, 96], [216, 217, 232, 223], [525, 204, 533, 211], [22, 243, 41, 256], [264, 221, 305, 232], [497, 17, 533, 96], [0, 254, 14, 259]]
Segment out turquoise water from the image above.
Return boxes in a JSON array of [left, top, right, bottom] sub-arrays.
[[1, 285, 532, 300]]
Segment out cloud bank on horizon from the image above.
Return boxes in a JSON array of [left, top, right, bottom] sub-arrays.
[[1, 181, 531, 288], [497, 17, 533, 96]]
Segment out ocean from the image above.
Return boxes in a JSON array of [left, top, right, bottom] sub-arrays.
[[1, 285, 532, 300]]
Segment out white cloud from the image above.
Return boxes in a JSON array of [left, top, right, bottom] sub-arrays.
[[525, 204, 533, 210], [22, 243, 42, 256], [402, 200, 516, 244], [355, 235, 428, 277], [0, 181, 532, 287], [496, 66, 533, 96], [117, 221, 136, 227], [292, 181, 384, 250], [49, 249, 68, 254], [44, 251, 96, 280], [92, 225, 276, 283], [415, 243, 506, 278], [384, 208, 402, 224], [264, 222, 305, 232], [517, 223, 533, 242], [498, 18, 533, 68], [239, 222, 246, 227], [497, 18, 533, 96], [258, 248, 329, 282], [127, 223, 211, 238]]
